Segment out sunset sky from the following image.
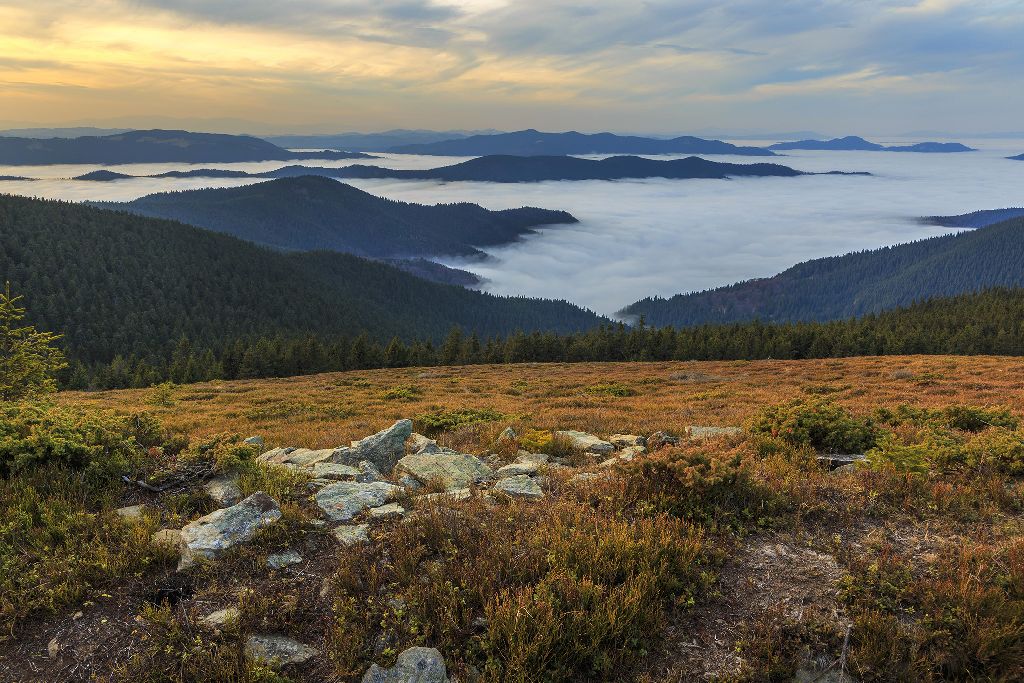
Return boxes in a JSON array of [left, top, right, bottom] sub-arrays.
[[2, 0, 1022, 135]]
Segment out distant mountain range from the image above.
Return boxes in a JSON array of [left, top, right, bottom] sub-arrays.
[[262, 129, 500, 152], [0, 127, 133, 138], [2, 194, 603, 367], [0, 130, 374, 165], [767, 136, 975, 153], [94, 176, 576, 259], [68, 155, 851, 184], [389, 129, 777, 156], [621, 213, 1024, 326], [922, 208, 1024, 229]]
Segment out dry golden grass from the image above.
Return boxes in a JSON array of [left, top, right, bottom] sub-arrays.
[[59, 356, 1024, 450]]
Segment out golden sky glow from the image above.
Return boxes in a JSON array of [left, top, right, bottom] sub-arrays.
[[1, 0, 1021, 134]]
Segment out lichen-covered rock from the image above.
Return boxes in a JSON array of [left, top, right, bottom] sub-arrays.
[[609, 434, 644, 448], [362, 646, 448, 683], [267, 549, 303, 569], [369, 503, 406, 522], [204, 474, 243, 507], [419, 488, 472, 503], [115, 504, 146, 519], [554, 430, 615, 455], [496, 461, 539, 477], [331, 420, 412, 473], [493, 474, 544, 500], [687, 426, 743, 440], [200, 606, 239, 630], [244, 436, 265, 448], [245, 634, 318, 668], [178, 492, 281, 569], [357, 460, 384, 483], [316, 481, 401, 522], [312, 462, 361, 480], [515, 451, 549, 465], [647, 431, 681, 451], [496, 426, 518, 446], [259, 446, 339, 467], [333, 524, 370, 546], [397, 453, 492, 490]]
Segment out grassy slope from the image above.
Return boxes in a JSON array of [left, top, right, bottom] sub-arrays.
[[5, 356, 1023, 682]]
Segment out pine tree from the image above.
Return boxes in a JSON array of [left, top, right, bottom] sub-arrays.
[[0, 283, 68, 401]]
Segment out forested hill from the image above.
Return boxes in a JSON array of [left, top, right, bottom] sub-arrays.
[[768, 136, 975, 152], [324, 155, 810, 182], [0, 194, 604, 366], [96, 176, 577, 258], [923, 208, 1024, 229], [389, 129, 776, 156], [0, 129, 372, 165], [621, 216, 1024, 326]]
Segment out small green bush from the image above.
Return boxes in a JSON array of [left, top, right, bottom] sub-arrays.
[[415, 408, 506, 436], [749, 399, 880, 454], [381, 384, 422, 401]]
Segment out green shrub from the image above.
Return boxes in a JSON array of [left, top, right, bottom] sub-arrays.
[[874, 404, 1018, 432], [749, 399, 880, 454], [183, 433, 260, 474], [381, 384, 422, 401], [415, 408, 506, 436]]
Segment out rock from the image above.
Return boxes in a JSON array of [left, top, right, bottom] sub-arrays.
[[397, 453, 493, 490], [332, 419, 413, 473], [609, 434, 644, 448], [515, 451, 549, 465], [646, 431, 680, 451], [316, 481, 401, 522], [619, 445, 645, 461], [204, 474, 243, 507], [244, 436, 265, 448], [687, 426, 743, 440], [357, 460, 384, 483], [47, 637, 59, 658], [259, 446, 339, 468], [115, 504, 146, 519], [333, 524, 370, 546], [496, 426, 518, 446], [409, 433, 443, 455], [200, 606, 240, 629], [312, 462, 361, 480], [569, 472, 605, 484], [554, 430, 615, 455], [493, 474, 543, 500], [245, 634, 318, 668], [178, 492, 281, 569], [818, 454, 866, 471], [400, 474, 424, 490], [362, 646, 448, 683], [267, 549, 303, 569], [419, 488, 472, 503], [369, 503, 406, 522], [151, 528, 183, 552], [496, 461, 539, 477]]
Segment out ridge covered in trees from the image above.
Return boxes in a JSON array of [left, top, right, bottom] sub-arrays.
[[768, 136, 975, 152], [389, 129, 776, 156], [95, 176, 577, 258], [0, 129, 373, 165], [0, 193, 604, 374], [622, 215, 1024, 326], [73, 288, 1024, 389]]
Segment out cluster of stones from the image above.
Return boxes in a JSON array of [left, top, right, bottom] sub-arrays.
[[133, 420, 746, 674]]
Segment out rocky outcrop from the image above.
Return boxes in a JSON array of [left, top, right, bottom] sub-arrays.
[[315, 481, 401, 522], [245, 634, 318, 668], [554, 430, 615, 455], [178, 492, 281, 569], [204, 474, 243, 507], [397, 452, 493, 490], [362, 646, 448, 683], [258, 446, 340, 468], [333, 524, 371, 546], [332, 420, 413, 473], [494, 474, 543, 500], [609, 434, 644, 448]]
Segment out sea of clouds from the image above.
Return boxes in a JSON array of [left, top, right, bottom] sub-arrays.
[[4, 140, 1024, 317]]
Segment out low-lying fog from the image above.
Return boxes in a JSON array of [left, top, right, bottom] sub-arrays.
[[4, 140, 1024, 316]]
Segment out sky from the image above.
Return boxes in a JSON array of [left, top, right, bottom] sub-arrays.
[[2, 0, 1023, 135]]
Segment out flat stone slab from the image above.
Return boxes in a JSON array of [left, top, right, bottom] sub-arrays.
[[179, 492, 281, 569], [609, 434, 644, 448], [419, 488, 473, 504], [333, 524, 370, 546], [397, 452, 493, 490], [267, 549, 303, 569], [316, 481, 401, 522], [687, 426, 743, 440], [493, 474, 544, 500], [259, 446, 339, 467], [245, 634, 318, 668], [369, 503, 406, 522], [554, 430, 615, 455], [312, 462, 361, 480], [496, 461, 539, 477]]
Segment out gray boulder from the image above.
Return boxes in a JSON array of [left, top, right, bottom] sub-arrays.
[[312, 462, 361, 480], [493, 474, 544, 500], [495, 461, 539, 477], [267, 549, 303, 569], [609, 434, 644, 448], [333, 524, 370, 546], [316, 481, 401, 522], [362, 646, 448, 683], [204, 474, 243, 507], [259, 446, 339, 468], [245, 634, 318, 668], [200, 606, 239, 630], [397, 453, 493, 490], [687, 426, 743, 440], [356, 460, 384, 483], [179, 492, 281, 569], [331, 420, 413, 473], [369, 503, 406, 522], [244, 436, 265, 448], [554, 430, 615, 455]]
